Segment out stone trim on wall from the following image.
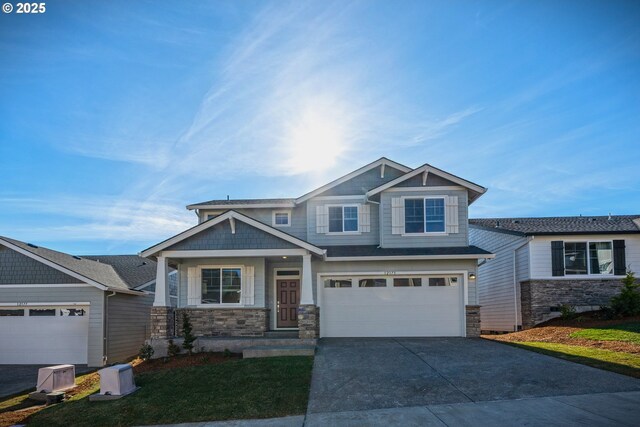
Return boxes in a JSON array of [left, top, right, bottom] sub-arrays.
[[150, 306, 175, 339], [465, 305, 481, 337], [298, 305, 319, 339], [175, 308, 269, 337], [520, 279, 624, 328]]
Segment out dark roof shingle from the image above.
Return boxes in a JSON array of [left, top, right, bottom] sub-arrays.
[[470, 215, 640, 235], [187, 198, 295, 207]]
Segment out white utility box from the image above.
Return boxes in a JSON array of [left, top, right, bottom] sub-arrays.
[[97, 364, 137, 396], [36, 364, 75, 393]]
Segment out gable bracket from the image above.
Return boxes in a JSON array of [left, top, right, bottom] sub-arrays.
[[380, 163, 385, 179], [422, 169, 429, 186], [229, 217, 236, 234]]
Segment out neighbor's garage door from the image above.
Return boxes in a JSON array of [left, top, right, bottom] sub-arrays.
[[320, 275, 464, 337], [0, 305, 89, 364]]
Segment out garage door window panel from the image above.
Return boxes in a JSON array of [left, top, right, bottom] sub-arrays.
[[29, 308, 56, 316], [324, 278, 353, 288], [359, 278, 388, 288], [393, 277, 422, 287], [0, 309, 24, 316]]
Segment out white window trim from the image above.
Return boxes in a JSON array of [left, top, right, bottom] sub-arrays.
[[272, 268, 301, 330], [562, 240, 615, 277], [401, 195, 447, 236], [272, 210, 292, 227], [326, 204, 361, 235], [196, 264, 244, 307]]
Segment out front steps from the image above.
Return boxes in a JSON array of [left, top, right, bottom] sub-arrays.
[[243, 345, 316, 358]]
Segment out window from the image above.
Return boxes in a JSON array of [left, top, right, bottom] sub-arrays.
[[201, 268, 242, 304], [565, 241, 613, 275], [328, 206, 359, 233], [0, 309, 24, 316], [428, 277, 458, 286], [359, 278, 387, 288], [324, 278, 353, 288], [404, 197, 445, 234], [394, 277, 422, 287], [272, 211, 291, 227], [29, 308, 56, 316], [60, 308, 86, 316]]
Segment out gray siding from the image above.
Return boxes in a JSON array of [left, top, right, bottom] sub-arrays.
[[306, 198, 379, 246], [167, 221, 299, 251], [316, 165, 407, 196], [178, 257, 267, 308], [396, 173, 459, 187], [469, 227, 530, 332], [106, 292, 154, 363], [311, 258, 479, 305], [199, 207, 307, 241], [0, 286, 105, 367], [380, 189, 469, 248], [0, 245, 83, 284]]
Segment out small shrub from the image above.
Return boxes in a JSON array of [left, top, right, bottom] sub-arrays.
[[182, 312, 196, 355], [610, 271, 640, 317], [560, 304, 577, 320], [223, 348, 232, 358], [167, 339, 181, 357], [139, 343, 154, 360], [598, 305, 618, 320]]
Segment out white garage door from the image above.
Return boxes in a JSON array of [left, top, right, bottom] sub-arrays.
[[0, 305, 89, 364], [320, 274, 464, 337]]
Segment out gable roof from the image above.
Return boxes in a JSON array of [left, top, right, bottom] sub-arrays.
[[366, 163, 487, 203], [140, 210, 325, 257], [82, 255, 159, 288], [295, 157, 412, 204], [187, 198, 296, 210], [0, 237, 146, 294], [469, 215, 640, 236]]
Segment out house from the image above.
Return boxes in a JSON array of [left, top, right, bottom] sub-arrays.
[[141, 158, 494, 344], [0, 236, 176, 367], [469, 215, 640, 332]]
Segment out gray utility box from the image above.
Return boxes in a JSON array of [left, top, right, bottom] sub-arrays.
[[36, 364, 75, 393], [90, 364, 139, 401]]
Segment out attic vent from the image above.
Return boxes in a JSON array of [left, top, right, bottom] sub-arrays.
[[512, 220, 520, 224], [73, 256, 82, 260], [495, 221, 501, 228], [27, 243, 38, 248], [589, 218, 596, 222]]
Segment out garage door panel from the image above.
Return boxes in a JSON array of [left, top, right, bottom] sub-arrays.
[[321, 278, 464, 337], [0, 306, 89, 364]]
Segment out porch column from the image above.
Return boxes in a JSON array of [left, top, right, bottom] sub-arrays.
[[153, 256, 169, 307], [300, 253, 314, 304]]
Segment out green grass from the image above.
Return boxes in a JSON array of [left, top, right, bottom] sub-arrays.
[[570, 322, 640, 344], [27, 357, 314, 427], [506, 341, 640, 378]]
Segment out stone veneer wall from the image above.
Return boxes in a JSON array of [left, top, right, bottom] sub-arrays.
[[298, 305, 319, 339], [150, 306, 175, 339], [520, 279, 624, 328], [174, 308, 269, 337], [465, 305, 481, 337]]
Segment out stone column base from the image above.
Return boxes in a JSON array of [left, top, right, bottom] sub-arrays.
[[465, 305, 481, 337], [150, 306, 175, 339], [298, 305, 319, 339]]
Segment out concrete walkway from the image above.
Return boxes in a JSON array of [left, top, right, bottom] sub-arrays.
[[147, 391, 640, 426]]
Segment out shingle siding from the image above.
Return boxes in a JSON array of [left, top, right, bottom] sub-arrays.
[[0, 245, 83, 284], [315, 165, 406, 197], [0, 286, 105, 366], [106, 292, 154, 363], [395, 173, 459, 188], [166, 220, 300, 251]]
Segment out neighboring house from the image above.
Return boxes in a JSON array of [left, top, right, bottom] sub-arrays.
[[469, 215, 640, 332], [142, 158, 494, 342], [0, 237, 177, 367]]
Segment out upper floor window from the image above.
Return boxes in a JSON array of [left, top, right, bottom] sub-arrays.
[[404, 197, 445, 233], [328, 206, 359, 233], [272, 210, 291, 227], [564, 241, 613, 275]]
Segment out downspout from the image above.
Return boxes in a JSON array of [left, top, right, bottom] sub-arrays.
[[512, 238, 531, 331], [103, 291, 116, 365], [364, 193, 382, 248]]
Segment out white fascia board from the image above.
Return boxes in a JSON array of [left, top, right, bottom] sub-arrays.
[[295, 158, 412, 204], [140, 210, 325, 257], [0, 283, 94, 288], [0, 239, 109, 291], [187, 202, 296, 210], [366, 164, 487, 197], [134, 270, 177, 291], [162, 249, 311, 258], [324, 254, 496, 262]]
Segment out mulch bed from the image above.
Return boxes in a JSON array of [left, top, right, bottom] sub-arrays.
[[484, 314, 640, 354], [133, 352, 241, 374]]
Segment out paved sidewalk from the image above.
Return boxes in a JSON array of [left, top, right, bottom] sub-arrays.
[[148, 391, 640, 427]]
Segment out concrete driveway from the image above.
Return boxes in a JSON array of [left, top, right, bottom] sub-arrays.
[[0, 365, 93, 398], [307, 338, 640, 414]]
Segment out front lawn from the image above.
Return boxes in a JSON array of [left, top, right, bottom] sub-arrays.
[[6, 355, 313, 427], [570, 322, 640, 344], [505, 341, 640, 379]]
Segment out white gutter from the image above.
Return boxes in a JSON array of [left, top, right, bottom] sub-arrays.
[[512, 237, 531, 331]]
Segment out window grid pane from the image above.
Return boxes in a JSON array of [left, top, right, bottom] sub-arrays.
[[564, 243, 588, 275], [275, 213, 289, 225], [201, 268, 221, 304], [222, 268, 241, 303], [425, 198, 445, 232], [328, 207, 343, 232], [343, 206, 358, 232], [404, 199, 424, 233], [589, 242, 613, 275]]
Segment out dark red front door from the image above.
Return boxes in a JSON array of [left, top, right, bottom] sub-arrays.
[[277, 280, 299, 328]]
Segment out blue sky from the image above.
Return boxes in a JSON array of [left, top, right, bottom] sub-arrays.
[[1, 0, 639, 254]]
